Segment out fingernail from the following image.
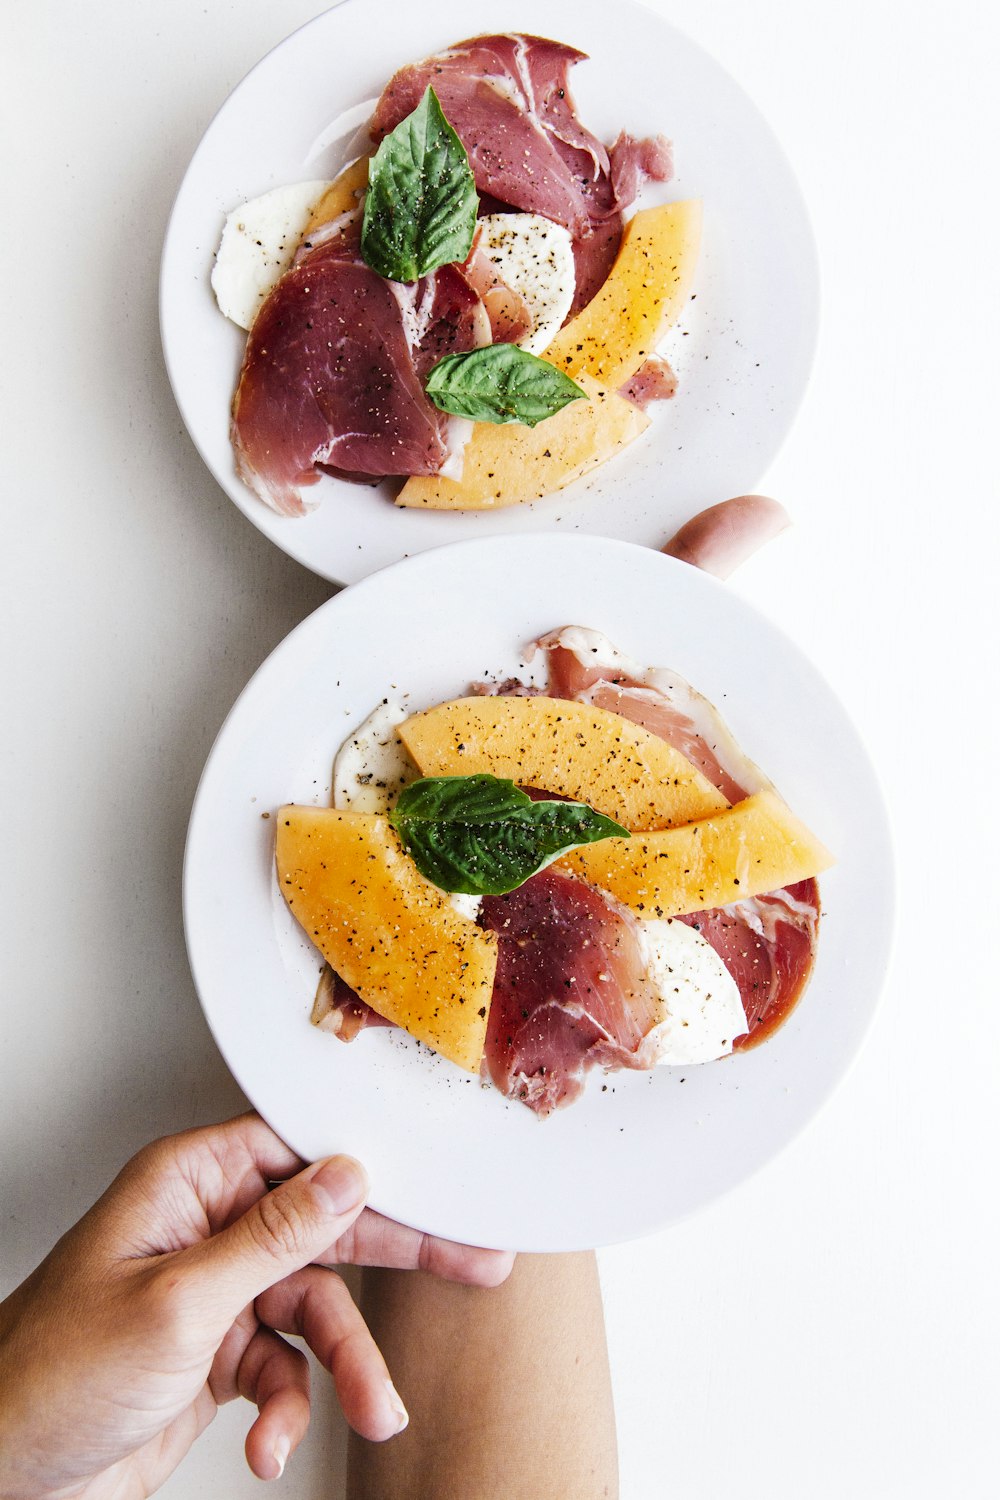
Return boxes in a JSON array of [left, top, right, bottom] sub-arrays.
[[272, 1434, 290, 1478], [310, 1156, 368, 1215], [385, 1377, 409, 1434]]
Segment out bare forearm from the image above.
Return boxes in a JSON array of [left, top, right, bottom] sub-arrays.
[[347, 1251, 618, 1500]]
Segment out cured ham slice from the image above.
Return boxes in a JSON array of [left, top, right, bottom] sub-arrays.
[[371, 34, 672, 315], [677, 880, 819, 1050], [533, 626, 821, 1046], [535, 624, 763, 803], [231, 225, 488, 515], [478, 869, 662, 1116], [311, 964, 390, 1041], [462, 231, 534, 345], [620, 356, 677, 411]]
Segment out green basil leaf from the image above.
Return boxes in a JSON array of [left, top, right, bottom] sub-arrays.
[[389, 774, 629, 896], [425, 344, 588, 427], [361, 86, 478, 283]]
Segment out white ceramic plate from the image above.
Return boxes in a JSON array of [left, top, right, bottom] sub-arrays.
[[183, 537, 893, 1251], [160, 0, 819, 585]]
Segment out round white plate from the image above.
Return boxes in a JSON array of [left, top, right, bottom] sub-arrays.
[[184, 536, 893, 1251], [161, 0, 819, 585]]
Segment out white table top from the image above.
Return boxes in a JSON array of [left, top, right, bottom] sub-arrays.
[[3, 1, 997, 1495]]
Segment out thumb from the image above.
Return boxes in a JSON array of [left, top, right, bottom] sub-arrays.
[[185, 1155, 369, 1316]]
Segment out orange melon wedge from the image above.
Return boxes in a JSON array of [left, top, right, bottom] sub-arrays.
[[543, 200, 702, 390], [559, 790, 834, 916], [275, 806, 497, 1072], [395, 374, 648, 510], [303, 155, 370, 235], [398, 695, 727, 830]]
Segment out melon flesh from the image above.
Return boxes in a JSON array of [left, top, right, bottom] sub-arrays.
[[275, 806, 497, 1072], [303, 156, 370, 235], [395, 374, 648, 511], [559, 790, 834, 916], [398, 695, 727, 831], [543, 200, 702, 389]]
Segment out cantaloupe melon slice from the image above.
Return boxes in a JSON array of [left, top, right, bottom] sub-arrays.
[[559, 790, 834, 916], [395, 374, 648, 510], [303, 155, 370, 235], [543, 200, 702, 390], [398, 696, 727, 831], [275, 806, 497, 1072]]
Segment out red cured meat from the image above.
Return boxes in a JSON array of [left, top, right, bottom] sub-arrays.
[[620, 356, 677, 411], [462, 230, 534, 345], [609, 131, 674, 208], [231, 226, 488, 515], [372, 34, 672, 315], [479, 869, 662, 1116], [538, 628, 755, 802], [313, 965, 391, 1041], [678, 881, 819, 1050], [316, 867, 663, 1119]]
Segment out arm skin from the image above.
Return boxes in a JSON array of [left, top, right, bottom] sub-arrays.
[[347, 1252, 618, 1500]]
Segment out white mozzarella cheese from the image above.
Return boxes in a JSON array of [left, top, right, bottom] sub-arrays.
[[638, 918, 748, 1065], [332, 700, 413, 814], [211, 180, 331, 330], [476, 214, 576, 355], [446, 891, 484, 922]]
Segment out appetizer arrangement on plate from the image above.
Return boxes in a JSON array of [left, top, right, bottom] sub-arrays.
[[277, 626, 832, 1115], [213, 32, 700, 516], [160, 0, 819, 583], [183, 537, 892, 1250]]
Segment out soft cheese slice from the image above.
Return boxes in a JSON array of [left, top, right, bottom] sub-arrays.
[[276, 806, 497, 1072], [543, 200, 703, 390], [476, 213, 576, 355], [639, 919, 747, 1064], [398, 696, 727, 830], [212, 158, 372, 331], [559, 790, 834, 917], [212, 181, 332, 330], [332, 700, 413, 814], [395, 374, 649, 510]]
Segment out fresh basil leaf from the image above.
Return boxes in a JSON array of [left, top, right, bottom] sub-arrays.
[[389, 774, 629, 896], [425, 344, 587, 427], [361, 86, 478, 283]]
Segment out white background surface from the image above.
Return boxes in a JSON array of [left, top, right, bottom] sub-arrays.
[[2, 1, 997, 1496]]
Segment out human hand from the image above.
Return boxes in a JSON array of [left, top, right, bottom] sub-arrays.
[[0, 1113, 512, 1500]]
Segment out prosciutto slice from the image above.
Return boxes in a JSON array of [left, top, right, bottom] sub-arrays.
[[479, 869, 662, 1116], [371, 34, 672, 314], [533, 626, 821, 1048], [462, 229, 534, 345], [620, 356, 677, 411], [231, 223, 488, 515], [677, 882, 819, 1048]]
